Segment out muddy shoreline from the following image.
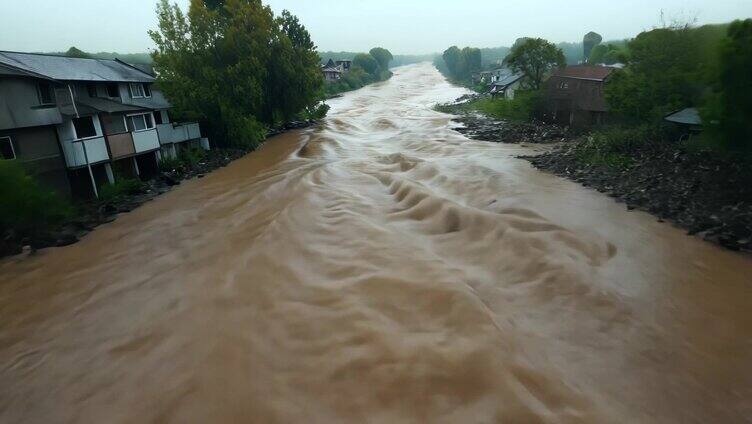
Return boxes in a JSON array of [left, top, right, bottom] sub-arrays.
[[444, 102, 752, 253], [0, 120, 318, 259]]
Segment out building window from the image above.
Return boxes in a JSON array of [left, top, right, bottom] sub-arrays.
[[154, 110, 163, 125], [87, 83, 98, 98], [106, 83, 120, 98], [559, 81, 569, 89], [143, 84, 152, 98], [0, 136, 16, 160], [128, 113, 154, 132], [72, 116, 98, 139], [129, 83, 147, 98], [37, 82, 55, 105]]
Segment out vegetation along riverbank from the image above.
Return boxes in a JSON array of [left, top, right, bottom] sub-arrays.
[[436, 19, 752, 253]]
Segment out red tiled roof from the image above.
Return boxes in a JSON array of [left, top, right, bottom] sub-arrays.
[[552, 65, 615, 81]]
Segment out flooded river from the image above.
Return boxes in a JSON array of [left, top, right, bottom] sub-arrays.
[[2, 63, 752, 423]]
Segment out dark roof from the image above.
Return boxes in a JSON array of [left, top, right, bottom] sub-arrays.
[[492, 72, 524, 87], [0, 51, 155, 83], [551, 65, 615, 81], [77, 97, 149, 114], [665, 108, 701, 126]]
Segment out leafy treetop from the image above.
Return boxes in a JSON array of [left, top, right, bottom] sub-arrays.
[[504, 38, 566, 90]]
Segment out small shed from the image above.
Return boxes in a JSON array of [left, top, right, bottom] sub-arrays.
[[544, 65, 615, 127], [665, 107, 702, 142], [665, 107, 702, 128]]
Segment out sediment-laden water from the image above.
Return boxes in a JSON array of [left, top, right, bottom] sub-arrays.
[[2, 63, 752, 423]]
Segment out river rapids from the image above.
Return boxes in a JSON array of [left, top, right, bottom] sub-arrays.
[[2, 63, 752, 423]]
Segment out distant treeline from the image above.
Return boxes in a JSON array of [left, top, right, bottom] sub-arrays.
[[44, 47, 153, 65]]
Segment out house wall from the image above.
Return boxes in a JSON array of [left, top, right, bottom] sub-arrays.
[[506, 80, 522, 100], [323, 71, 341, 81], [0, 125, 71, 196], [0, 76, 63, 130], [545, 76, 609, 128]]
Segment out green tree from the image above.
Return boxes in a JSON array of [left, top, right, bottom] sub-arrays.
[[369, 47, 393, 73], [150, 0, 323, 149], [702, 19, 752, 152], [605, 26, 699, 121], [442, 46, 464, 80], [461, 47, 482, 76], [353, 53, 380, 77], [264, 10, 324, 123], [583, 32, 603, 62], [590, 43, 629, 64], [504, 38, 565, 90], [439, 46, 480, 81]]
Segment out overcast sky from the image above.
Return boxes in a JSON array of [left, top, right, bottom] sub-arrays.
[[1, 0, 751, 54]]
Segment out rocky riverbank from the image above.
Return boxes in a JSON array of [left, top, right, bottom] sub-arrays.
[[438, 95, 574, 144], [441, 96, 751, 253], [453, 113, 571, 144], [524, 143, 752, 253], [0, 120, 318, 259]]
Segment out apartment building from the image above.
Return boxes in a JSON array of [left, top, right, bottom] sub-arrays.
[[0, 51, 206, 198]]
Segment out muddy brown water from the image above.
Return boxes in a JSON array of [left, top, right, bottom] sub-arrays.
[[2, 63, 752, 423]]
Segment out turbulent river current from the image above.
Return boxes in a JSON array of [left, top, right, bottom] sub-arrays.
[[2, 63, 752, 423]]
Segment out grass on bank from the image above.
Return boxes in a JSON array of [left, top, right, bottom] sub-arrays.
[[0, 160, 72, 238], [572, 125, 658, 169], [436, 90, 543, 122], [99, 179, 147, 202]]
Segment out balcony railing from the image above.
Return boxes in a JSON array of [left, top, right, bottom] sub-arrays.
[[106, 132, 136, 160], [132, 128, 161, 153], [156, 122, 201, 145], [61, 136, 110, 168]]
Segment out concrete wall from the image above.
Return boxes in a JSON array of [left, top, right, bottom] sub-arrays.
[[0, 125, 59, 160], [506, 80, 522, 100], [0, 76, 63, 130]]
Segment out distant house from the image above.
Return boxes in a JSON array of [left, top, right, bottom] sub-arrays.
[[335, 60, 352, 72], [544, 65, 615, 127], [322, 58, 347, 82], [322, 66, 342, 82], [0, 51, 206, 199], [665, 107, 702, 141], [489, 71, 524, 99]]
